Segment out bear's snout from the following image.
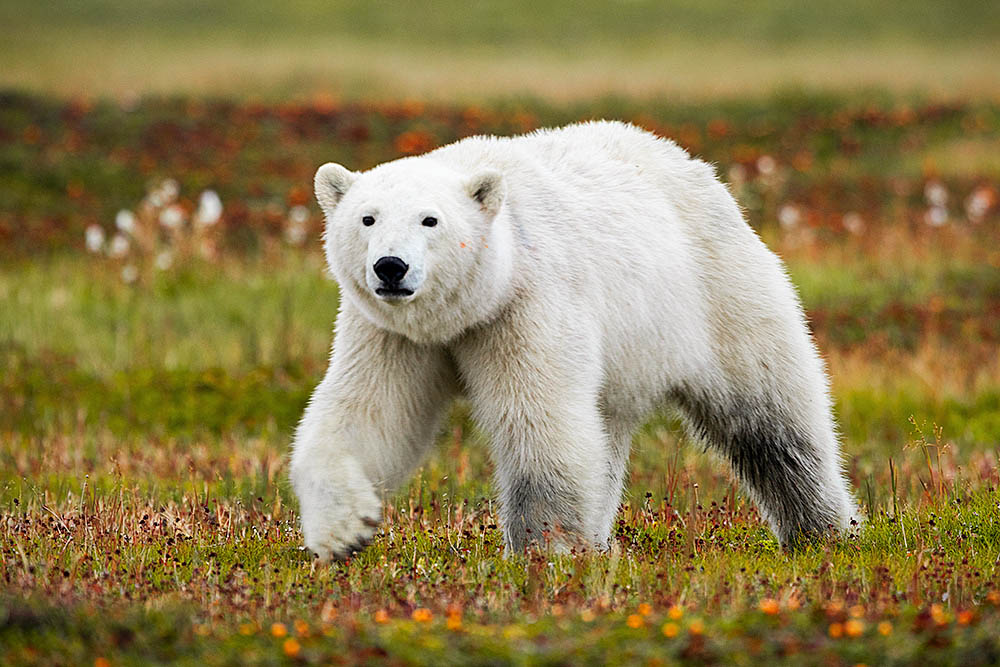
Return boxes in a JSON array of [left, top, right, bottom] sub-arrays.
[[373, 256, 409, 284], [372, 255, 415, 299]]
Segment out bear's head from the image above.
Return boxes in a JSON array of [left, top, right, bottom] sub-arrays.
[[314, 157, 514, 343]]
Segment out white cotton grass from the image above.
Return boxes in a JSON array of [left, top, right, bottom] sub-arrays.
[[777, 204, 801, 230], [756, 155, 777, 177], [90, 178, 226, 284], [108, 234, 130, 258], [924, 180, 948, 208], [85, 224, 105, 253], [115, 209, 137, 234], [154, 250, 174, 271], [923, 180, 950, 227], [159, 204, 185, 230], [121, 264, 139, 284], [964, 185, 996, 223], [160, 179, 180, 203], [194, 190, 222, 227], [842, 212, 865, 236], [285, 205, 310, 246], [924, 206, 948, 227]]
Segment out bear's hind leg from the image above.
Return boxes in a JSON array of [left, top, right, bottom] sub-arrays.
[[672, 385, 857, 548]]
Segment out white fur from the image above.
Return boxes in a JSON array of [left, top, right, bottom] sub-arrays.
[[292, 121, 858, 561]]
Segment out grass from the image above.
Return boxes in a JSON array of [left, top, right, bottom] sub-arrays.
[[1, 0, 999, 100], [1, 90, 1000, 663]]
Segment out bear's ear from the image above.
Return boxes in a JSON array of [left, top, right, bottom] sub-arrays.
[[465, 170, 505, 217], [314, 163, 357, 212]]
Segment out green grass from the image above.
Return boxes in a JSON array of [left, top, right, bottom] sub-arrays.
[[2, 91, 1000, 663], [5, 0, 999, 48], [3, 425, 1000, 664], [1, 0, 998, 100]]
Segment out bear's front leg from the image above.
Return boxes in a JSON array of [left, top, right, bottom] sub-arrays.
[[454, 300, 611, 554], [291, 305, 456, 561]]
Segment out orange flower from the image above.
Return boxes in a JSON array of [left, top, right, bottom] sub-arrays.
[[930, 604, 949, 626], [239, 623, 256, 636], [294, 619, 310, 637], [283, 638, 301, 658], [688, 619, 704, 635], [446, 604, 463, 631], [394, 130, 435, 156], [759, 598, 780, 615], [877, 621, 893, 636], [667, 605, 683, 620], [828, 622, 844, 639], [957, 610, 975, 626], [374, 609, 390, 624], [849, 605, 865, 619], [987, 591, 1000, 606], [271, 622, 287, 638], [845, 619, 865, 638], [411, 608, 433, 623], [95, 659, 110, 667], [661, 622, 679, 638], [626, 614, 644, 629]]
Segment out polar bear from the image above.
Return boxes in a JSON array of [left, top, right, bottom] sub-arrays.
[[291, 120, 858, 561]]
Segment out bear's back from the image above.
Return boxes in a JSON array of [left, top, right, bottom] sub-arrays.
[[429, 121, 723, 227]]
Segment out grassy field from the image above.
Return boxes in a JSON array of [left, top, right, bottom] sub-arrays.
[[1, 90, 999, 664], [1, 0, 999, 101]]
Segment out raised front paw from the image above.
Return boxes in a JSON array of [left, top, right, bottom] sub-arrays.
[[292, 460, 383, 562]]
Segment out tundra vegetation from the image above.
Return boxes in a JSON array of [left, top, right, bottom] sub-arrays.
[[1, 2, 1000, 663], [2, 91, 999, 664]]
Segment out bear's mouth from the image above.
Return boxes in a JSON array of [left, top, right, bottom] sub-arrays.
[[375, 286, 414, 299]]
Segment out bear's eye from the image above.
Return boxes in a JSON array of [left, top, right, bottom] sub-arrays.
[[362, 215, 375, 226], [421, 216, 438, 227]]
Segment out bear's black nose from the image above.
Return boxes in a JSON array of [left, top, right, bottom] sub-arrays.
[[373, 256, 408, 284]]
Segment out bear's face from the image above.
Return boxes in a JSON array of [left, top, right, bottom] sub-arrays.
[[314, 158, 509, 342]]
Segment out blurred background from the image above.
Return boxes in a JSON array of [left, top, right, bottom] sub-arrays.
[[1, 0, 998, 101], [0, 2, 999, 656]]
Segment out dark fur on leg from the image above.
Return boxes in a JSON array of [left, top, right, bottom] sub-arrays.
[[671, 383, 846, 548], [502, 472, 588, 553]]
